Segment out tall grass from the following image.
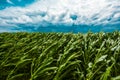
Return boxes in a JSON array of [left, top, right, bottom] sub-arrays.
[[0, 31, 120, 80]]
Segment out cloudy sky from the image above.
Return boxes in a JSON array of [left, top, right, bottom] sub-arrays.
[[0, 0, 120, 32]]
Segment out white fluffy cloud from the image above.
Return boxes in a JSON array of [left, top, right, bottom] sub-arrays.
[[0, 0, 120, 31]]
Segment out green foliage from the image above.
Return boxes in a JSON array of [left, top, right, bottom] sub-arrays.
[[0, 31, 120, 80]]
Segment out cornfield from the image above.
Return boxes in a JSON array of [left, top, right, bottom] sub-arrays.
[[0, 31, 120, 80]]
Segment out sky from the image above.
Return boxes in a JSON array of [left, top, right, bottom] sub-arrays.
[[0, 0, 120, 33]]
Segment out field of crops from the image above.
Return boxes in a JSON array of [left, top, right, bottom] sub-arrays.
[[0, 32, 120, 80]]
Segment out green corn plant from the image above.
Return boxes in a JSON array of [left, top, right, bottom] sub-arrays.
[[0, 31, 120, 80]]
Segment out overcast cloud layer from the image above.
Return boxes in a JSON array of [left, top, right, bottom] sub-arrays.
[[0, 0, 120, 32]]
